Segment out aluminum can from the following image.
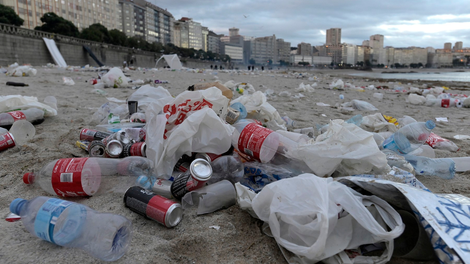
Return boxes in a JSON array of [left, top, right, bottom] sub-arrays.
[[150, 178, 173, 199], [75, 140, 90, 152], [88, 140, 105, 157], [123, 142, 146, 157], [194, 152, 222, 162], [79, 128, 112, 142], [170, 158, 212, 200], [105, 139, 123, 158], [0, 132, 15, 151], [124, 186, 182, 227]]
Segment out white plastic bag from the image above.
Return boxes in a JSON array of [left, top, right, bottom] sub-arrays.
[[101, 67, 129, 88], [231, 91, 287, 131], [127, 85, 173, 111], [62, 77, 75, 85], [7, 65, 37, 77], [0, 95, 57, 116], [251, 174, 404, 264], [292, 120, 390, 176], [407, 94, 426, 105], [360, 113, 398, 133], [342, 100, 378, 111], [145, 88, 234, 177]]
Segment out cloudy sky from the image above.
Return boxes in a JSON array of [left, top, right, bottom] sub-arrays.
[[150, 0, 469, 49]]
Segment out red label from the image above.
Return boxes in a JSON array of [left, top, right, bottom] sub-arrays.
[[146, 195, 176, 226], [441, 99, 450, 108], [238, 123, 273, 161], [186, 177, 207, 191], [80, 128, 95, 141], [7, 111, 26, 121], [426, 132, 447, 147], [51, 158, 100, 197], [130, 142, 144, 156], [0, 132, 15, 151]]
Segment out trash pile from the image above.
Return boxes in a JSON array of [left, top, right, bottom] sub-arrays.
[[3, 72, 470, 264]]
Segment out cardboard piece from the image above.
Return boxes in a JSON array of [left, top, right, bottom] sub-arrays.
[[192, 82, 233, 100]]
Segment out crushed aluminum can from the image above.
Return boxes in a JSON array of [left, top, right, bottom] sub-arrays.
[[0, 132, 15, 151], [124, 186, 182, 228], [123, 142, 146, 157], [88, 140, 106, 157], [79, 128, 112, 142], [194, 152, 221, 162], [170, 158, 212, 200], [105, 139, 123, 158]]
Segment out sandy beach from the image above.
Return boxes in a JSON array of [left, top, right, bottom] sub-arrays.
[[1, 65, 469, 264]]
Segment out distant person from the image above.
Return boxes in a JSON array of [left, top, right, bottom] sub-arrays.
[[261, 66, 264, 71], [248, 66, 250, 71], [210, 65, 213, 70], [123, 61, 127, 68], [251, 65, 254, 71], [214, 65, 218, 70]]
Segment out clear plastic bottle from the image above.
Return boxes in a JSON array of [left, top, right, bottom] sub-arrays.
[[404, 155, 455, 179], [23, 156, 154, 197], [382, 120, 435, 154], [9, 196, 132, 261], [0, 108, 45, 128]]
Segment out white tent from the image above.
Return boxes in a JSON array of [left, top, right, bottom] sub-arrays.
[[155, 54, 183, 70]]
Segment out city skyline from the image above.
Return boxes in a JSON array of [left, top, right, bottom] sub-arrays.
[[150, 0, 469, 49]]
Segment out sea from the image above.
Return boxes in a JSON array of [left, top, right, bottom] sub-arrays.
[[349, 71, 470, 82]]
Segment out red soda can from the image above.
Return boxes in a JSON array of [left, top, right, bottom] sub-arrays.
[[80, 128, 112, 142], [123, 142, 146, 157], [194, 152, 222, 162], [124, 186, 182, 227], [0, 132, 15, 151], [170, 158, 212, 200]]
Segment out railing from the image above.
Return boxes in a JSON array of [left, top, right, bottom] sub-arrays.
[[0, 22, 155, 56]]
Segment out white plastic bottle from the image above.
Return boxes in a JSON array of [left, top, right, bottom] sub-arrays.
[[404, 155, 455, 179], [9, 196, 132, 261], [23, 156, 154, 197], [0, 108, 45, 128], [382, 120, 435, 154]]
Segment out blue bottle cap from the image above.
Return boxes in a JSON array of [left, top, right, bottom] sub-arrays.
[[230, 102, 247, 120], [425, 120, 435, 130], [10, 198, 26, 215], [136, 175, 151, 189]]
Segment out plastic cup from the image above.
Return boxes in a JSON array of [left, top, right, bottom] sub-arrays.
[[9, 120, 35, 145], [181, 180, 236, 215]]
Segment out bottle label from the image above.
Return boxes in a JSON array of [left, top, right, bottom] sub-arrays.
[[34, 198, 73, 244], [238, 123, 273, 161], [7, 111, 26, 121], [51, 158, 100, 197], [441, 99, 450, 108]]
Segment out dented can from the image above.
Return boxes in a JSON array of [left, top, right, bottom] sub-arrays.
[[0, 132, 15, 151], [124, 186, 182, 227], [194, 152, 222, 162], [105, 139, 123, 158], [123, 142, 146, 157], [88, 140, 106, 157], [170, 158, 212, 200], [79, 128, 112, 142]]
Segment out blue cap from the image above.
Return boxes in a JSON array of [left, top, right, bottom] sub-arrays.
[[230, 102, 247, 120], [425, 120, 435, 130], [136, 175, 151, 189], [10, 198, 26, 215]]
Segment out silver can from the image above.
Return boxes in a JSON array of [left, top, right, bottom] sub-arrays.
[[88, 140, 106, 157], [105, 139, 123, 158]]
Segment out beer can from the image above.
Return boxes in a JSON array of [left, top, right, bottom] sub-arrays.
[[128, 101, 138, 116], [88, 140, 106, 157], [124, 186, 182, 228], [102, 131, 131, 146], [171, 158, 212, 200], [79, 128, 112, 142], [147, 177, 173, 199], [194, 152, 222, 162], [105, 139, 123, 158], [75, 140, 90, 152], [0, 132, 15, 151], [174, 155, 192, 172], [123, 142, 146, 157]]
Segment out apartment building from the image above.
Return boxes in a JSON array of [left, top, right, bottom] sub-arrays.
[[143, 2, 173, 45], [370, 34, 385, 65], [393, 47, 427, 65], [277, 38, 291, 63], [1, 0, 119, 31], [297, 42, 312, 56], [326, 28, 341, 46], [341, 43, 357, 65], [251, 35, 278, 65], [207, 30, 220, 54], [172, 17, 203, 50]]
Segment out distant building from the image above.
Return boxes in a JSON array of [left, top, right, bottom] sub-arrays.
[[318, 44, 342, 64], [297, 42, 312, 56], [143, 1, 174, 45], [393, 47, 427, 66], [1, 0, 119, 31], [229, 27, 239, 37], [207, 30, 221, 54], [289, 55, 331, 66], [248, 35, 278, 65], [454, 41, 463, 51], [369, 34, 385, 65], [362, 40, 370, 47], [432, 53, 453, 67], [341, 43, 357, 65], [326, 28, 341, 46], [201, 26, 209, 52], [221, 43, 243, 63], [173, 17, 203, 50], [277, 39, 291, 64], [444, 42, 452, 51]]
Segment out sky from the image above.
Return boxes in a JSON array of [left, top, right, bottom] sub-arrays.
[[150, 0, 470, 49]]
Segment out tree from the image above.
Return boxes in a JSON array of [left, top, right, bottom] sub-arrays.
[[108, 29, 128, 46], [249, 58, 256, 65], [35, 12, 79, 37], [80, 23, 110, 43], [0, 4, 23, 26]]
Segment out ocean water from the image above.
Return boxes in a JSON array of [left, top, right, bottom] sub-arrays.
[[349, 71, 470, 82]]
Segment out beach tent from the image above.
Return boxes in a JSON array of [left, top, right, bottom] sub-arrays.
[[155, 54, 183, 70], [43, 38, 67, 67]]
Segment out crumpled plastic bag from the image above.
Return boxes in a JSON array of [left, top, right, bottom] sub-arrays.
[[292, 119, 390, 176], [296, 83, 315, 92], [251, 174, 404, 264], [360, 113, 398, 133], [0, 95, 57, 116], [329, 79, 344, 89], [342, 99, 378, 111], [145, 88, 234, 177], [127, 85, 173, 111], [101, 67, 129, 88], [407, 94, 426, 105], [231, 91, 287, 131], [63, 77, 75, 85], [7, 65, 37, 77]]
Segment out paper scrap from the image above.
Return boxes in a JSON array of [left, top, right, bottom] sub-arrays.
[[209, 225, 220, 230]]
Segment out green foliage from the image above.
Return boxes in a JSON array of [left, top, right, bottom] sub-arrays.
[[35, 12, 79, 37], [80, 23, 110, 43], [0, 4, 23, 26], [108, 29, 128, 46]]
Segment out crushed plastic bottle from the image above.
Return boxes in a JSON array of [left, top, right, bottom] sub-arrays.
[[9, 196, 132, 261], [382, 120, 435, 155]]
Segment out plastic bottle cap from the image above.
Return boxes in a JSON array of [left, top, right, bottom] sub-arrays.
[[23, 173, 33, 184], [10, 198, 26, 215], [425, 120, 436, 130]]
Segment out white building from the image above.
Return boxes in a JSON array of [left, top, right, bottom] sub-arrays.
[[222, 43, 243, 62], [172, 17, 203, 50], [342, 43, 357, 65]]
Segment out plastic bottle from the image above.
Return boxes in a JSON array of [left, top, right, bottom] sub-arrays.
[[404, 155, 455, 179], [0, 108, 45, 128], [382, 120, 435, 154], [23, 156, 154, 197], [9, 196, 132, 261], [425, 98, 462, 108]]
